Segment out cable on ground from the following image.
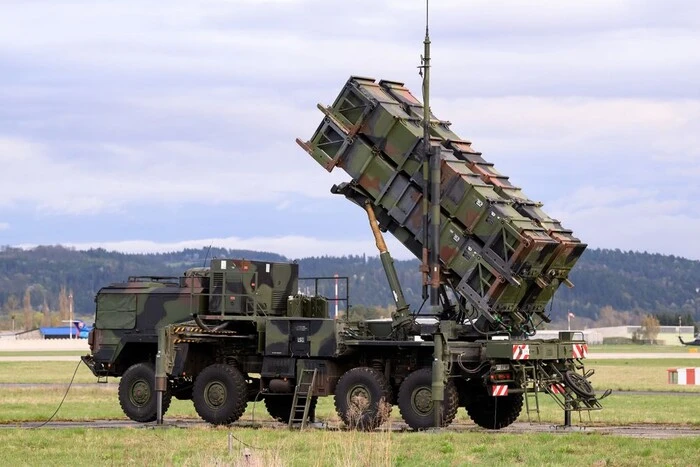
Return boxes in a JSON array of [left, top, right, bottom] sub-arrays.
[[30, 359, 82, 429]]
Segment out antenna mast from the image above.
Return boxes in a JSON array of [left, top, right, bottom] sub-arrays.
[[420, 0, 440, 307]]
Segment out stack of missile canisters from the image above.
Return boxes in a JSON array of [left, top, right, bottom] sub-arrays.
[[297, 76, 585, 329]]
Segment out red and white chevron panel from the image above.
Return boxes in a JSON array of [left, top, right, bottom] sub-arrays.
[[512, 344, 530, 360], [491, 385, 509, 396], [550, 383, 565, 394], [669, 368, 700, 385], [572, 343, 588, 359]]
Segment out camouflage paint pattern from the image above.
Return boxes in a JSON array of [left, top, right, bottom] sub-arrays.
[[207, 259, 298, 317], [297, 76, 587, 331], [88, 276, 205, 374], [86, 259, 299, 376], [264, 318, 338, 358]]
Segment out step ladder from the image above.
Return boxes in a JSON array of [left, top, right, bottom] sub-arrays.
[[520, 364, 540, 422], [289, 368, 317, 429]]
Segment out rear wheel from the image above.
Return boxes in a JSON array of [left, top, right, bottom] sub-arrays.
[[334, 367, 392, 430], [264, 394, 318, 423], [466, 392, 523, 430], [193, 364, 248, 425], [397, 368, 459, 430], [118, 362, 171, 422]]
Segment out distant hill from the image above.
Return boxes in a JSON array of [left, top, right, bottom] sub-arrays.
[[1, 245, 699, 323]]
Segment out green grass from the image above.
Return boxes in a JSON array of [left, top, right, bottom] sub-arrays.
[[588, 344, 697, 354], [1, 359, 699, 426], [0, 361, 97, 384], [0, 427, 699, 466], [2, 358, 700, 466], [586, 358, 700, 393], [0, 351, 86, 357], [3, 357, 696, 393], [0, 386, 696, 427]]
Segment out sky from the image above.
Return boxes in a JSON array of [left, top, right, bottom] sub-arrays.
[[1, 0, 699, 261]]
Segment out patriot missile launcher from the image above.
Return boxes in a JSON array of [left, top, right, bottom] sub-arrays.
[[88, 13, 607, 433], [297, 76, 585, 336], [87, 74, 607, 431]]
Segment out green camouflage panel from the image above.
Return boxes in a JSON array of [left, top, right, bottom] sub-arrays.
[[287, 295, 329, 318], [91, 275, 206, 370], [339, 76, 585, 281], [377, 78, 586, 281], [321, 77, 567, 274], [207, 259, 298, 317], [446, 140, 586, 276], [264, 318, 338, 358], [88, 258, 299, 374], [297, 76, 586, 329], [301, 115, 557, 283]]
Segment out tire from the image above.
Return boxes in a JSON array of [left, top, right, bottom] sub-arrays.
[[334, 367, 392, 430], [193, 364, 248, 425], [264, 394, 318, 423], [466, 392, 523, 430], [118, 362, 172, 423], [397, 368, 459, 430], [563, 370, 595, 398]]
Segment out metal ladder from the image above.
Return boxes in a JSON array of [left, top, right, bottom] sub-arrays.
[[521, 364, 541, 422], [288, 368, 317, 429]]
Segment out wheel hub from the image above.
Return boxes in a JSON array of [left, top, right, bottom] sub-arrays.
[[130, 380, 150, 406], [412, 387, 433, 415], [205, 381, 227, 408], [349, 385, 370, 410]]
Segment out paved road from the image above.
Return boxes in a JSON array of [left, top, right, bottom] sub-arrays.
[[3, 418, 699, 439]]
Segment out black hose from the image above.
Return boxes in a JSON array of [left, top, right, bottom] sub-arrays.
[[30, 359, 82, 428]]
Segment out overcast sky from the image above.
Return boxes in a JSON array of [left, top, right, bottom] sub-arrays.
[[1, 0, 699, 260]]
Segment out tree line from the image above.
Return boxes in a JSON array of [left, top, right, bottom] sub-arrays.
[[1, 245, 699, 331]]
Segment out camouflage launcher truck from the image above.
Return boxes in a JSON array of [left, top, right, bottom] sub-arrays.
[[84, 76, 608, 430], [82, 260, 329, 423]]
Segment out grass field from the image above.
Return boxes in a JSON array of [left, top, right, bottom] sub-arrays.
[[2, 357, 700, 465], [0, 351, 86, 357], [588, 344, 698, 354], [1, 426, 699, 466], [2, 356, 698, 392], [1, 385, 697, 427], [0, 361, 96, 384], [1, 359, 699, 426], [586, 358, 700, 392]]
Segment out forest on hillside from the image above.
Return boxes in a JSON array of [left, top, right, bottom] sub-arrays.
[[1, 245, 698, 330]]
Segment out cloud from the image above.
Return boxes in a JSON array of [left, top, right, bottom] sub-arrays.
[[1, 0, 699, 262], [0, 136, 348, 214], [548, 185, 700, 260]]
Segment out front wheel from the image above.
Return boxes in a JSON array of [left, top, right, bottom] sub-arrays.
[[118, 362, 171, 422], [193, 364, 248, 425], [397, 368, 458, 430]]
